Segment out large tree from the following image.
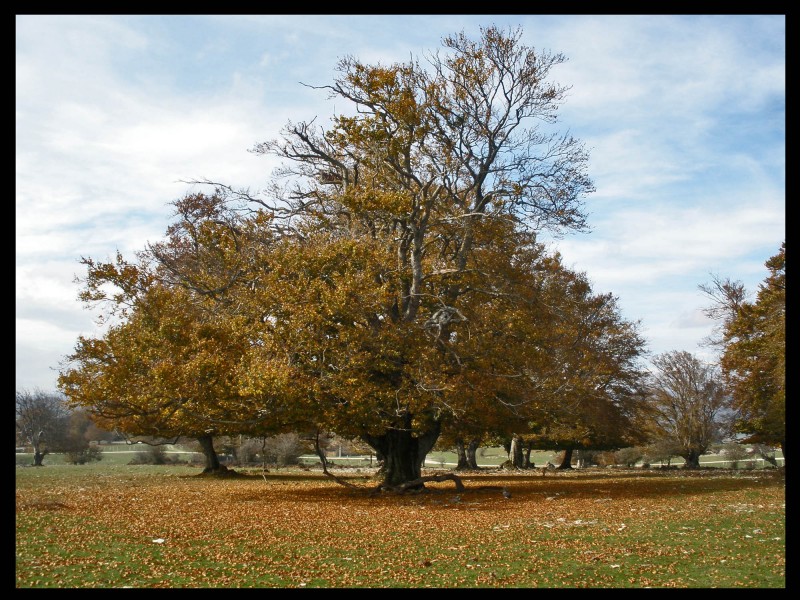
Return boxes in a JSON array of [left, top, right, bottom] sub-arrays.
[[700, 242, 785, 459], [643, 351, 731, 469], [57, 242, 289, 473], [61, 26, 640, 491], [220, 26, 596, 488], [506, 266, 648, 469]]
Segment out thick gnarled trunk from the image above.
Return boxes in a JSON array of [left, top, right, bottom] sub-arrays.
[[467, 438, 481, 470], [363, 416, 441, 489], [683, 450, 701, 469], [510, 434, 525, 468], [197, 434, 222, 473], [455, 439, 469, 470], [558, 447, 574, 470]]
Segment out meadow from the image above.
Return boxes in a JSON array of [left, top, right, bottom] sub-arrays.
[[16, 460, 784, 588]]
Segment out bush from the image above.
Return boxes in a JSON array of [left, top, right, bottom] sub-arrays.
[[594, 451, 617, 467], [643, 439, 682, 466], [64, 446, 103, 465], [615, 447, 644, 467], [575, 449, 601, 468], [237, 438, 266, 466], [262, 433, 307, 467], [128, 446, 171, 465]]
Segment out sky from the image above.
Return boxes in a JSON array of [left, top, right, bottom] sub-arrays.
[[16, 15, 785, 393]]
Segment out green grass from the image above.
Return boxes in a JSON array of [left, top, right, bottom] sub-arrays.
[[19, 444, 784, 470], [16, 462, 785, 588], [15, 445, 203, 467]]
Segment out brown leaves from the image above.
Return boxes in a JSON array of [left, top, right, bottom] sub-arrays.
[[16, 467, 785, 588]]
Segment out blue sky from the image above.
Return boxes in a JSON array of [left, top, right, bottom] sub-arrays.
[[16, 15, 785, 392]]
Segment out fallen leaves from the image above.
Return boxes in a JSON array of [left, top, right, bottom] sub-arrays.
[[15, 467, 786, 588]]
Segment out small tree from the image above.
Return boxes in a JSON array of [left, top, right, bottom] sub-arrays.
[[643, 439, 683, 467], [57, 408, 105, 464], [644, 351, 731, 468], [720, 442, 750, 469], [615, 446, 644, 467], [15, 389, 69, 466], [263, 433, 307, 467]]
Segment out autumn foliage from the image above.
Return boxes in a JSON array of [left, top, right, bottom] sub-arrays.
[[59, 26, 651, 488]]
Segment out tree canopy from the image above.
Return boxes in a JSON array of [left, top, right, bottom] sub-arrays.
[[700, 242, 785, 457], [643, 351, 731, 469], [59, 25, 649, 490]]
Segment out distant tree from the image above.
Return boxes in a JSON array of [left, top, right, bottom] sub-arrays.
[[700, 242, 785, 460], [614, 446, 645, 467], [644, 351, 731, 468], [59, 409, 104, 465], [15, 389, 68, 466], [262, 433, 308, 467], [720, 442, 750, 469], [517, 269, 648, 468], [643, 438, 683, 467], [750, 443, 779, 467], [58, 199, 297, 475]]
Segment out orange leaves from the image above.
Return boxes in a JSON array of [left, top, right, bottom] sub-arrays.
[[339, 188, 412, 216], [15, 467, 786, 588]]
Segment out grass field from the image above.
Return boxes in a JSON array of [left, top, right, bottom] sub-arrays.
[[16, 443, 785, 470], [16, 461, 785, 588]]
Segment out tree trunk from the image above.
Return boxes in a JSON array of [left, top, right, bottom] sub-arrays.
[[510, 434, 525, 468], [524, 445, 533, 469], [502, 438, 512, 458], [362, 416, 441, 489], [683, 450, 701, 469], [32, 431, 46, 466], [557, 448, 574, 470], [467, 438, 481, 470], [197, 434, 222, 473], [313, 434, 329, 473], [454, 439, 469, 470]]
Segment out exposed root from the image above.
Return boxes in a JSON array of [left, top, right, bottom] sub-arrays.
[[373, 473, 466, 496], [318, 470, 468, 496]]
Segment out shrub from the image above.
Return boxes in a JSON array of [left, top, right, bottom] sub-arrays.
[[128, 446, 170, 465], [615, 447, 644, 467], [262, 433, 307, 467], [64, 446, 103, 465], [643, 439, 682, 466], [237, 438, 265, 466]]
